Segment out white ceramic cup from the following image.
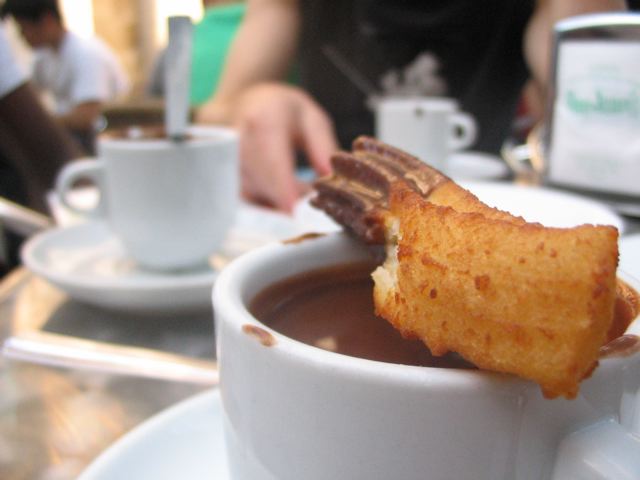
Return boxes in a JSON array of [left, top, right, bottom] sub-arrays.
[[56, 126, 239, 271], [375, 97, 477, 170], [213, 232, 640, 480]]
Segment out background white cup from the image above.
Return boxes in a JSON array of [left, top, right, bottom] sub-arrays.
[[56, 126, 238, 271], [213, 232, 640, 480], [375, 97, 477, 170]]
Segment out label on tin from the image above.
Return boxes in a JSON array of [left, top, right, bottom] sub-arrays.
[[549, 40, 640, 196]]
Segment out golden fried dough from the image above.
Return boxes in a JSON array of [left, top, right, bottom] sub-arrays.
[[373, 185, 619, 399], [312, 136, 631, 399]]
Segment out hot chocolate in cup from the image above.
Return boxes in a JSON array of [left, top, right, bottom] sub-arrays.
[[213, 232, 640, 480], [56, 125, 238, 271]]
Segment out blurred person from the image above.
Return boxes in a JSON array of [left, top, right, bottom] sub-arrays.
[[191, 1, 245, 104], [1, 0, 129, 153], [0, 22, 81, 274], [196, 0, 626, 212], [147, 0, 246, 106]]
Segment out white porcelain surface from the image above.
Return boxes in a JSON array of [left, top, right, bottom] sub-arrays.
[[55, 126, 239, 270], [446, 151, 509, 181], [213, 232, 640, 480], [463, 181, 625, 231], [21, 204, 297, 313], [620, 233, 640, 281], [375, 97, 477, 170], [294, 181, 625, 235], [292, 196, 341, 235], [78, 390, 228, 480]]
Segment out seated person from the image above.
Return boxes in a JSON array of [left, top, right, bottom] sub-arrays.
[[0, 22, 80, 274], [196, 0, 626, 212], [1, 0, 129, 153]]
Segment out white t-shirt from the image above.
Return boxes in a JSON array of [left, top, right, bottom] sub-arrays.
[[32, 31, 129, 114], [0, 25, 27, 99]]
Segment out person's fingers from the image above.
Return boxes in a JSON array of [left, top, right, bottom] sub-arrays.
[[239, 112, 299, 212], [297, 95, 338, 177]]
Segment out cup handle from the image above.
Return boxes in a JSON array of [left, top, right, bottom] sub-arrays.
[[449, 112, 477, 151], [552, 411, 640, 479], [55, 159, 106, 218]]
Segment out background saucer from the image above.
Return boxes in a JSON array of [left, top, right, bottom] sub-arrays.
[[620, 234, 640, 281], [294, 181, 625, 235], [445, 151, 509, 181], [22, 204, 298, 313], [78, 390, 227, 480], [461, 181, 625, 231]]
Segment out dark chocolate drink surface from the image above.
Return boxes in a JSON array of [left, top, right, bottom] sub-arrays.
[[250, 262, 474, 368]]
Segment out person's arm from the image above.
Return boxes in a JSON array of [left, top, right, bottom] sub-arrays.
[[195, 0, 337, 212], [57, 35, 128, 133], [524, 0, 627, 99], [57, 100, 102, 131], [196, 0, 301, 124], [0, 81, 81, 212]]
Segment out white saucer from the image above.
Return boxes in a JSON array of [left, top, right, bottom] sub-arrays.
[[294, 181, 625, 235], [21, 204, 298, 313], [78, 390, 228, 480], [620, 234, 640, 281], [293, 196, 342, 235], [461, 181, 625, 231], [445, 151, 509, 181]]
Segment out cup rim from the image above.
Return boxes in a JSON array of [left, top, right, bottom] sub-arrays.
[[214, 233, 517, 392], [214, 231, 640, 393], [99, 125, 239, 150]]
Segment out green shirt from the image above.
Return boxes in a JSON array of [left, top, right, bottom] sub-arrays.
[[190, 3, 245, 106]]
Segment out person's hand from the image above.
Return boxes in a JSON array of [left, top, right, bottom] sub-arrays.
[[232, 83, 337, 212], [195, 97, 231, 126]]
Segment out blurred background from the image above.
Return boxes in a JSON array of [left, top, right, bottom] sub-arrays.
[[5, 0, 207, 97], [2, 0, 239, 135]]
